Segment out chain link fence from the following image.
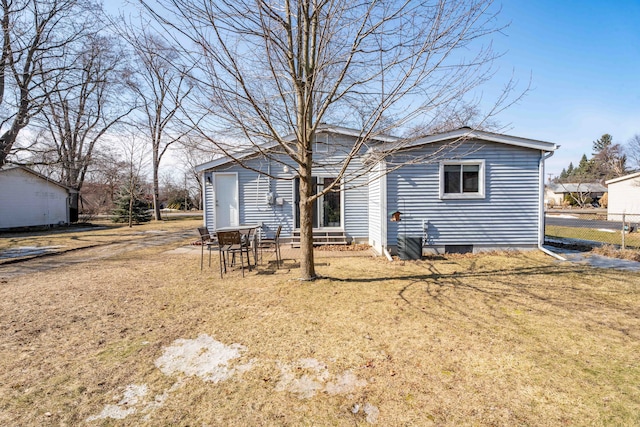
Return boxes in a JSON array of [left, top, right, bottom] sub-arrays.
[[545, 209, 640, 250]]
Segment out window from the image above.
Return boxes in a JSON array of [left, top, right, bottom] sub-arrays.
[[440, 160, 485, 199], [314, 133, 329, 153], [294, 176, 342, 228]]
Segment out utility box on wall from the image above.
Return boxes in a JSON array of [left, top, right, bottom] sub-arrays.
[[397, 235, 422, 260]]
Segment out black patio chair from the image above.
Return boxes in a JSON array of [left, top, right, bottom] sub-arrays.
[[238, 226, 258, 266], [258, 224, 282, 268], [217, 230, 252, 278], [198, 227, 218, 271]]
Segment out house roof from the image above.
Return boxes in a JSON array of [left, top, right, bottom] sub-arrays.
[[548, 183, 607, 193], [0, 164, 77, 192], [195, 124, 400, 172], [399, 127, 559, 152], [196, 125, 558, 172], [605, 171, 640, 185]]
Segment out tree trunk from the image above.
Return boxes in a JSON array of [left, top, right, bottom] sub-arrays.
[[152, 154, 162, 221], [128, 184, 134, 228], [153, 191, 162, 221], [0, 124, 22, 167], [298, 171, 316, 280]]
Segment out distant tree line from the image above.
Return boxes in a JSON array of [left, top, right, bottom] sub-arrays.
[[556, 133, 633, 184]]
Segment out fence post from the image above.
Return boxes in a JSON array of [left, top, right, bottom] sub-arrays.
[[622, 213, 626, 250]]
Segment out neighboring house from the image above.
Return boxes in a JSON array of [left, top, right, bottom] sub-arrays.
[[605, 172, 640, 222], [545, 183, 607, 207], [0, 165, 77, 230], [196, 126, 558, 256]]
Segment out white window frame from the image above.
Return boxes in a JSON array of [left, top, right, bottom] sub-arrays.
[[291, 175, 344, 229], [439, 159, 486, 200], [314, 133, 329, 153]]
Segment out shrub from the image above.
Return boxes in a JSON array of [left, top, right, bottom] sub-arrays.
[[599, 192, 608, 208], [112, 181, 152, 224]]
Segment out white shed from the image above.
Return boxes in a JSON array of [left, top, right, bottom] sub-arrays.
[[0, 165, 75, 229], [605, 172, 640, 222]]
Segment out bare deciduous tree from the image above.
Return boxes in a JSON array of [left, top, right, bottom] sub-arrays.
[[591, 134, 627, 181], [177, 136, 216, 210], [625, 134, 640, 171], [118, 21, 194, 221], [28, 33, 135, 192], [80, 146, 128, 216], [404, 103, 503, 138], [0, 0, 95, 166], [143, 0, 516, 280]]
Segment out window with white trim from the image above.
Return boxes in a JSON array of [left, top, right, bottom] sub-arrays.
[[440, 160, 485, 199], [314, 133, 329, 153]]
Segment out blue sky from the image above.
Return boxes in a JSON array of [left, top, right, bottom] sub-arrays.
[[108, 1, 640, 178], [488, 1, 640, 177]]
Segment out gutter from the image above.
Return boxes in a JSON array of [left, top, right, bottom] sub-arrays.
[[383, 247, 393, 261]]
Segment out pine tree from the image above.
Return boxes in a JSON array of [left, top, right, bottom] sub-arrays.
[[559, 168, 567, 180], [593, 134, 613, 154], [566, 162, 574, 177], [577, 154, 589, 171], [590, 134, 627, 181], [112, 178, 151, 225]]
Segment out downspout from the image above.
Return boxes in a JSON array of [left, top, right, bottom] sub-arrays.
[[539, 147, 566, 260], [380, 161, 393, 261], [201, 171, 208, 228]]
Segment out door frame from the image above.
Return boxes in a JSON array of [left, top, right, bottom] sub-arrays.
[[292, 175, 344, 230], [214, 172, 239, 229]]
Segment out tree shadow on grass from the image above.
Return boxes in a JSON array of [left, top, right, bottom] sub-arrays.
[[324, 261, 640, 342]]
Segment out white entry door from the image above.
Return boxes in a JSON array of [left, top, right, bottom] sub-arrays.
[[215, 173, 239, 228]]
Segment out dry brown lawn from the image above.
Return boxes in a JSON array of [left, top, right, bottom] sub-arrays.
[[0, 218, 201, 262], [1, 221, 639, 426]]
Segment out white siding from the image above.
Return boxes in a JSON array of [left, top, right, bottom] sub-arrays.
[[368, 162, 384, 253], [0, 168, 69, 228], [607, 176, 640, 222]]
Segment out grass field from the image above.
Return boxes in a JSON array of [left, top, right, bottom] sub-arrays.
[[1, 221, 639, 425], [546, 224, 640, 248]]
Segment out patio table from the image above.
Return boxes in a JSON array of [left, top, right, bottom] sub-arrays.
[[216, 224, 259, 266]]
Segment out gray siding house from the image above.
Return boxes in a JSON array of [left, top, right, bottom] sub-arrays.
[[196, 126, 557, 256]]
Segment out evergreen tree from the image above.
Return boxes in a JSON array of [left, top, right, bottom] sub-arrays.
[[559, 168, 567, 180], [577, 154, 589, 172], [112, 178, 152, 225], [558, 134, 627, 186], [566, 162, 574, 178], [593, 134, 613, 154], [591, 134, 627, 181]]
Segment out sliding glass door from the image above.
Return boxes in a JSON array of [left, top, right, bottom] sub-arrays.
[[294, 177, 341, 229]]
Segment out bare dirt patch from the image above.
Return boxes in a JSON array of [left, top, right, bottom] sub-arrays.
[[1, 232, 639, 425]]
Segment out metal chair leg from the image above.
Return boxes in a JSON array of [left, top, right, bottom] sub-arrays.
[[219, 248, 225, 278]]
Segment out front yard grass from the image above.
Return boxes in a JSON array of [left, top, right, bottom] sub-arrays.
[[1, 232, 639, 425]]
